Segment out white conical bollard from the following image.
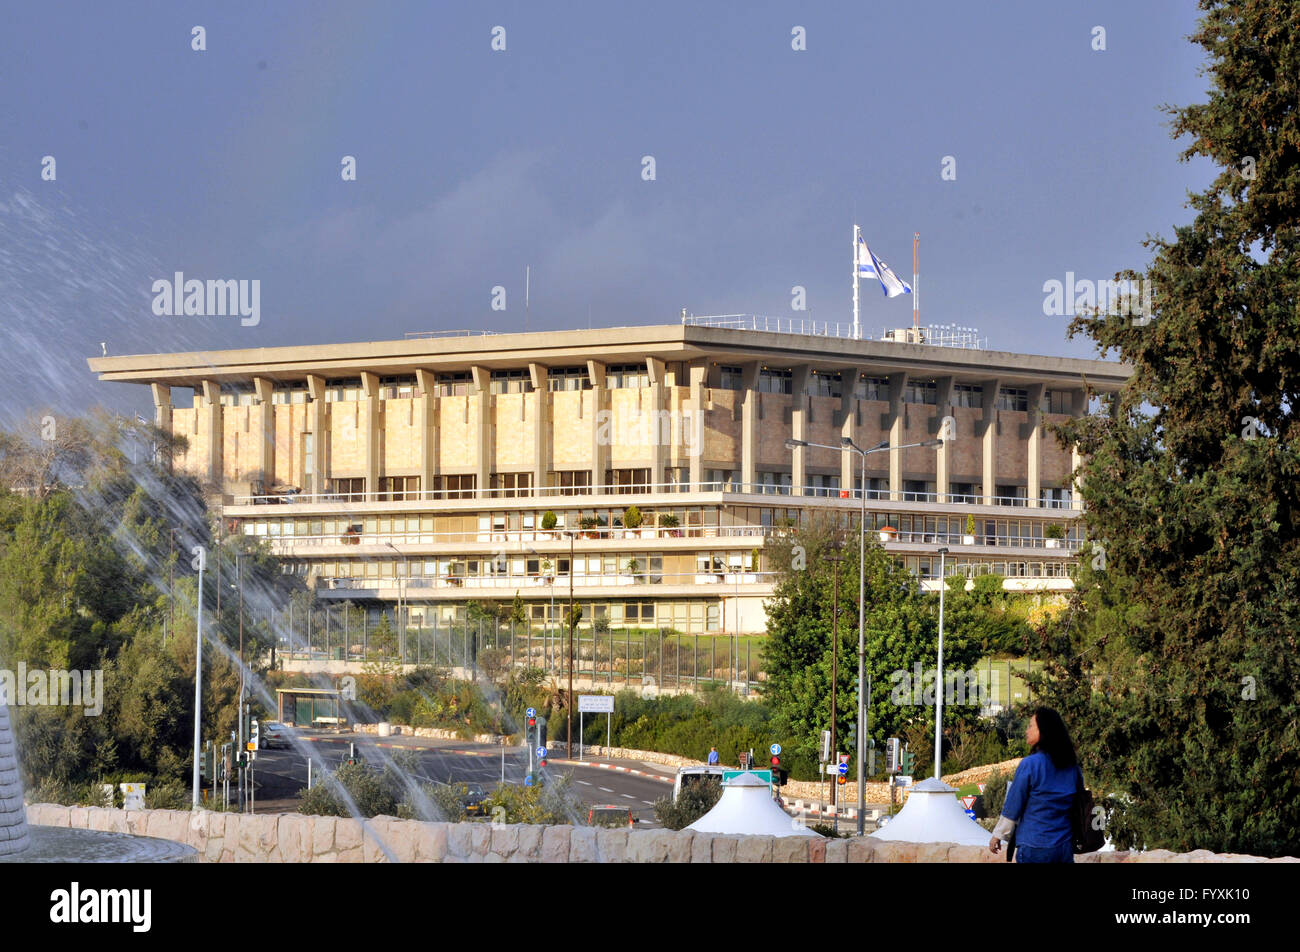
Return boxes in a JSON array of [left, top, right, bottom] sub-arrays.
[[0, 704, 31, 857], [869, 777, 990, 846]]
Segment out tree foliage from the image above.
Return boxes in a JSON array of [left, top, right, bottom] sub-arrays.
[[1037, 0, 1300, 855]]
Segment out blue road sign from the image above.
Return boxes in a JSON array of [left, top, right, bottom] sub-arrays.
[[536, 747, 548, 759], [524, 775, 534, 786], [770, 743, 782, 756], [526, 707, 536, 718], [837, 762, 849, 776], [964, 809, 977, 820]]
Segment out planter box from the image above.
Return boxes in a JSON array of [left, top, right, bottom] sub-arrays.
[[879, 530, 897, 543], [962, 535, 976, 545], [1045, 538, 1061, 549]]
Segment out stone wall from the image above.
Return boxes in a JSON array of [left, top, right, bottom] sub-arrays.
[[24, 804, 1296, 863]]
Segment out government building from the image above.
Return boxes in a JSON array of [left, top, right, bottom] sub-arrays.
[[88, 317, 1129, 636]]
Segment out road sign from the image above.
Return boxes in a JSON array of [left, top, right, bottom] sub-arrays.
[[536, 747, 548, 759], [769, 743, 782, 756], [960, 795, 977, 810], [524, 775, 534, 787], [526, 707, 536, 718], [839, 753, 850, 764], [578, 694, 614, 714], [897, 775, 913, 787], [722, 770, 773, 785], [964, 809, 977, 820], [819, 730, 831, 762], [977, 782, 987, 794], [837, 762, 849, 776]]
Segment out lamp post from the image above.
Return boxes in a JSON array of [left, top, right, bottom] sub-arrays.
[[934, 546, 948, 780], [785, 435, 943, 833], [383, 542, 408, 663], [191, 544, 205, 809]]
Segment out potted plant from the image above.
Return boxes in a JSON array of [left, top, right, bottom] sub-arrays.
[[540, 510, 557, 539], [624, 505, 652, 538], [540, 558, 554, 585], [658, 513, 681, 537], [1044, 523, 1065, 548], [578, 515, 598, 539], [625, 556, 642, 583], [963, 514, 977, 546], [879, 525, 897, 543]]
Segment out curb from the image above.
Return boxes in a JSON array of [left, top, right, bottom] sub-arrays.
[[550, 759, 674, 783]]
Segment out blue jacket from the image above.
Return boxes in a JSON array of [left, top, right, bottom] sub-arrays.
[[1001, 751, 1081, 849]]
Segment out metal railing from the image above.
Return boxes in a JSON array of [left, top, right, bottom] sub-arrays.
[[231, 481, 1082, 510], [683, 313, 860, 339], [403, 330, 500, 339], [315, 570, 776, 593], [265, 524, 774, 548]]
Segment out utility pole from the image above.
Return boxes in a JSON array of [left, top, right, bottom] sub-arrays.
[[567, 528, 575, 758], [826, 555, 843, 817]]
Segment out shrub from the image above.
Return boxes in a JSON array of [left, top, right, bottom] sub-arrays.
[[623, 506, 642, 529], [298, 763, 399, 818], [651, 781, 722, 830], [541, 510, 558, 530], [982, 767, 1012, 819]]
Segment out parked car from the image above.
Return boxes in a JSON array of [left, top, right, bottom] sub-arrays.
[[587, 805, 635, 829], [458, 782, 488, 816]]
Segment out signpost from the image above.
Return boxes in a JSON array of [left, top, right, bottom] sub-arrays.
[[577, 694, 614, 761]]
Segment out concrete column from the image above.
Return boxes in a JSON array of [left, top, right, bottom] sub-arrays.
[[688, 363, 707, 492], [789, 365, 811, 495], [470, 366, 491, 498], [933, 376, 954, 503], [200, 380, 223, 489], [882, 372, 909, 501], [359, 372, 381, 498], [646, 357, 667, 490], [415, 369, 439, 499], [528, 364, 550, 495], [980, 378, 1002, 505], [587, 360, 607, 491], [150, 383, 172, 474], [740, 362, 760, 492], [838, 373, 857, 494], [1025, 383, 1046, 508], [253, 377, 275, 491], [307, 375, 327, 496]]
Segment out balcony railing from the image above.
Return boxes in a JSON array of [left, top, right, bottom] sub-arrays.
[[232, 481, 1081, 510], [315, 570, 777, 593]]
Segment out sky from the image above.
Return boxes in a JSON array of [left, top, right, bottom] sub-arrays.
[[0, 0, 1216, 419]]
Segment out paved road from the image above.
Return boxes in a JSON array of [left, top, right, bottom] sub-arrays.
[[243, 731, 673, 828]]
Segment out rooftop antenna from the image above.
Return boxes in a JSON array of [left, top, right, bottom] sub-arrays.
[[525, 265, 530, 332]]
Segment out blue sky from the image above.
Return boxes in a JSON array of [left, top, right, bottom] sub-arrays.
[[0, 1, 1214, 417]]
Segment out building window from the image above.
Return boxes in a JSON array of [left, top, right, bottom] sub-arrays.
[[719, 366, 744, 390], [704, 469, 738, 491], [378, 475, 420, 501], [949, 482, 977, 503], [1040, 390, 1071, 414], [327, 477, 366, 501], [379, 375, 417, 399], [903, 480, 935, 501], [434, 372, 471, 397], [607, 364, 650, 389], [996, 484, 1028, 506], [272, 382, 310, 404], [605, 468, 650, 493], [490, 472, 533, 497], [953, 384, 983, 408], [1040, 487, 1074, 509], [758, 369, 793, 394], [997, 387, 1029, 412], [756, 471, 792, 495], [433, 474, 476, 499], [807, 474, 842, 497], [219, 385, 257, 407], [549, 470, 592, 494], [809, 372, 842, 398], [904, 380, 937, 405], [855, 376, 888, 400], [547, 367, 590, 391], [490, 369, 532, 394], [324, 378, 362, 402]]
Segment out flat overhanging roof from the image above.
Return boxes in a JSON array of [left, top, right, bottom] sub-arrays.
[[87, 323, 1131, 391]]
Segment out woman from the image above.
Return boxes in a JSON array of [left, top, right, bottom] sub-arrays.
[[988, 707, 1082, 863]]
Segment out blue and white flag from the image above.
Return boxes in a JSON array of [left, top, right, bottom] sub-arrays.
[[858, 239, 912, 298]]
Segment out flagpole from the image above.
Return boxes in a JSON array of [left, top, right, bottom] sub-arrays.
[[913, 232, 920, 333], [852, 224, 861, 340]]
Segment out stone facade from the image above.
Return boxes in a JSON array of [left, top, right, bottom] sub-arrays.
[[24, 804, 1296, 863]]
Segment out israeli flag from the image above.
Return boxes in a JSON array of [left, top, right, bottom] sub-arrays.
[[858, 239, 912, 298]]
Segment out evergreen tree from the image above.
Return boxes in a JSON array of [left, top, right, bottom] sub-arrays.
[[1042, 0, 1300, 854]]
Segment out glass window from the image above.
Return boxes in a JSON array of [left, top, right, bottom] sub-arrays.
[[758, 369, 793, 394], [434, 372, 471, 397], [490, 369, 532, 394], [607, 364, 650, 389], [855, 376, 887, 400], [546, 367, 590, 391], [719, 366, 744, 391], [997, 387, 1029, 412], [953, 384, 983, 408], [904, 380, 937, 405], [809, 372, 842, 398]]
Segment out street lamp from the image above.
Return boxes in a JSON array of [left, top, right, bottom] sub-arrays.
[[934, 546, 948, 780], [383, 542, 408, 663], [784, 433, 943, 833]]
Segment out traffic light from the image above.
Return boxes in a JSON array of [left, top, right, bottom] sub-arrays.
[[770, 754, 788, 786], [539, 750, 548, 769], [901, 749, 915, 775], [199, 750, 212, 782], [248, 718, 260, 752]]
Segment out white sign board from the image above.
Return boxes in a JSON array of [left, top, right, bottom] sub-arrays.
[[578, 694, 614, 713], [120, 783, 146, 810]]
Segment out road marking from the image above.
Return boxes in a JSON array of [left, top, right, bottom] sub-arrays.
[[621, 794, 636, 799], [576, 780, 592, 786], [642, 800, 654, 805], [599, 787, 614, 793]]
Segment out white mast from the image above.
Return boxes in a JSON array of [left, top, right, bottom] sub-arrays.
[[852, 224, 861, 340]]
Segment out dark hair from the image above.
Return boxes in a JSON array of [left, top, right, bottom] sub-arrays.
[[1031, 707, 1078, 770]]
